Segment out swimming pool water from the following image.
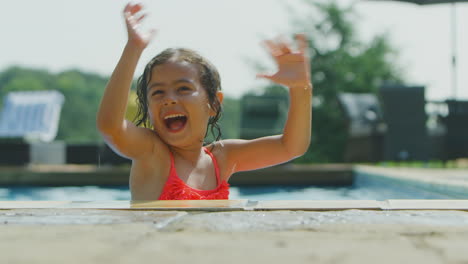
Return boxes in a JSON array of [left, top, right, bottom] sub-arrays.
[[1, 173, 465, 201]]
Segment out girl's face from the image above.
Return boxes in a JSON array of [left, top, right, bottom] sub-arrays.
[[146, 60, 221, 148]]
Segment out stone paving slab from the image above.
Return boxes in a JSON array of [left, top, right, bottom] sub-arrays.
[[386, 200, 468, 210], [161, 210, 468, 232], [2, 209, 468, 228], [1, 210, 468, 264], [2, 200, 468, 211], [0, 209, 186, 226], [0, 200, 249, 210], [2, 224, 466, 264], [253, 200, 382, 210], [130, 199, 248, 211]]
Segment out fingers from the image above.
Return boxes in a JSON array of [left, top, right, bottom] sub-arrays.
[[263, 37, 292, 57], [262, 35, 307, 59], [124, 2, 149, 30], [263, 40, 283, 57], [295, 33, 309, 55], [276, 36, 292, 54], [124, 2, 143, 15], [125, 14, 147, 26], [123, 2, 156, 48], [135, 13, 147, 23], [258, 33, 311, 87], [124, 3, 132, 13], [256, 73, 275, 82], [124, 2, 145, 23]]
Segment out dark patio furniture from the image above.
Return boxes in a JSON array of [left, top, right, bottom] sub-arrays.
[[379, 85, 429, 161], [337, 93, 385, 162]]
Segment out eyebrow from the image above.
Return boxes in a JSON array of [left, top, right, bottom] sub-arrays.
[[147, 79, 194, 91]]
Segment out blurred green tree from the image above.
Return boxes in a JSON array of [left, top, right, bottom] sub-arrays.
[[0, 67, 107, 143], [55, 70, 107, 142], [254, 1, 404, 163], [219, 97, 240, 139], [0, 66, 241, 143]]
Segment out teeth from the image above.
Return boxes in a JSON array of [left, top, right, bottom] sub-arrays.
[[164, 114, 186, 120]]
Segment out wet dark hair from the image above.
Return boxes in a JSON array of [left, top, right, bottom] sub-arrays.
[[134, 48, 223, 144]]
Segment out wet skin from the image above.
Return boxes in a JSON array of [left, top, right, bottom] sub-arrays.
[[129, 61, 224, 200], [146, 61, 215, 149], [97, 3, 312, 200]]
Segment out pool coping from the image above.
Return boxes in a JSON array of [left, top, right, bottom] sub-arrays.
[[1, 199, 468, 211]]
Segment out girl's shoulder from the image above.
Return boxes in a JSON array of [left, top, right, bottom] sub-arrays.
[[205, 139, 244, 181], [205, 139, 240, 156], [205, 139, 254, 181], [206, 139, 251, 157]]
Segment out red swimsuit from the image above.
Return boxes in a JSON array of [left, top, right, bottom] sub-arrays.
[[158, 147, 230, 200]]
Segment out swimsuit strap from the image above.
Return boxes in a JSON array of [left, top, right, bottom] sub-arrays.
[[203, 147, 221, 184], [168, 148, 221, 184], [168, 149, 175, 172], [159, 147, 229, 200]]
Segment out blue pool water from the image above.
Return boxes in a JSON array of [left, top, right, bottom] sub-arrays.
[[0, 173, 465, 201]]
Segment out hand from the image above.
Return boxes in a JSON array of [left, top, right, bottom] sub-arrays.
[[123, 3, 156, 50], [257, 34, 311, 89]]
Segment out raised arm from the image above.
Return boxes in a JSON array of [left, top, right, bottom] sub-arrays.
[[224, 34, 312, 172], [96, 3, 157, 159]]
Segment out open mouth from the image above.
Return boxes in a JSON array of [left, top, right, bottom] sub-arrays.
[[163, 114, 188, 133]]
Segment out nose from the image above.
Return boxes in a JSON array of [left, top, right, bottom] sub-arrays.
[[163, 94, 178, 106], [163, 100, 176, 106]]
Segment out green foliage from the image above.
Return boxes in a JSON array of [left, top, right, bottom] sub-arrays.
[[219, 97, 240, 139], [55, 70, 107, 143], [0, 66, 107, 143], [204, 96, 240, 143], [0, 66, 241, 143], [256, 1, 404, 163], [0, 0, 404, 162]]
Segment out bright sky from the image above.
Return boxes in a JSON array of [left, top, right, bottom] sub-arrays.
[[1, 0, 467, 100]]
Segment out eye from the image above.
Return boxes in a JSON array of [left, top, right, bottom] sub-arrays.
[[178, 86, 192, 92], [151, 90, 164, 96]]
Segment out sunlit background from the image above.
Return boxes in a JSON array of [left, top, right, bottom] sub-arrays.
[[1, 0, 467, 100], [1, 0, 468, 201]]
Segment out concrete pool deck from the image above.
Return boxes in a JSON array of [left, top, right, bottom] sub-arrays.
[[2, 165, 468, 263], [1, 203, 468, 264], [2, 199, 468, 210]]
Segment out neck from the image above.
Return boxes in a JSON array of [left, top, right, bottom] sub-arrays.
[[170, 143, 206, 165]]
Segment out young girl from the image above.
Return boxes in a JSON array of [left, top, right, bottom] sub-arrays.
[[97, 3, 312, 200]]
